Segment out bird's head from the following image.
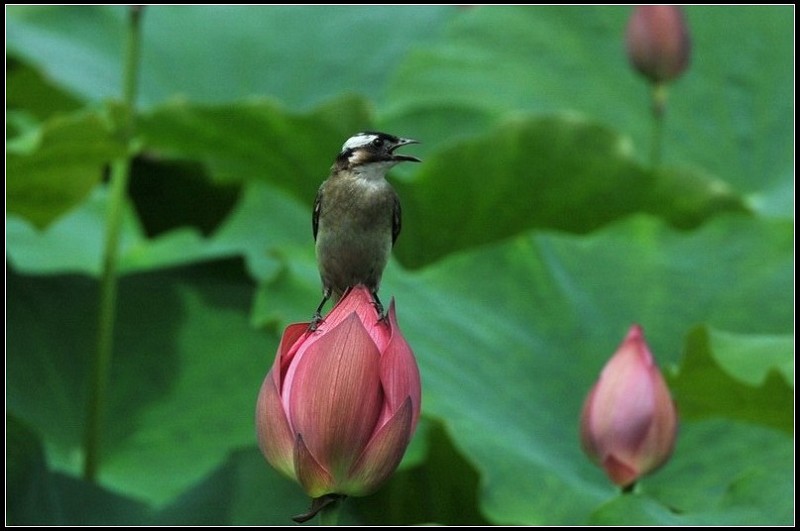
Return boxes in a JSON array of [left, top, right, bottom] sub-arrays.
[[335, 132, 421, 176]]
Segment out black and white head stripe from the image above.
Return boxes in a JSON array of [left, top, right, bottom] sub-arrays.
[[340, 132, 400, 152]]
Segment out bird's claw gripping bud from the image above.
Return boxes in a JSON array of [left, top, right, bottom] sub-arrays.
[[308, 314, 324, 332], [370, 291, 386, 321]]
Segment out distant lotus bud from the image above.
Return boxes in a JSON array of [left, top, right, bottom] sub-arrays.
[[580, 325, 678, 488], [256, 286, 421, 499], [626, 6, 691, 84]]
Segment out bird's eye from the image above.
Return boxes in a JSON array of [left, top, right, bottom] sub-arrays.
[[372, 137, 384, 148]]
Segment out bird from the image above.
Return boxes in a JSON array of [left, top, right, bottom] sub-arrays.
[[310, 131, 421, 329]]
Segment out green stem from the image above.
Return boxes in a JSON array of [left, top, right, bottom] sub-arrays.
[[83, 6, 143, 482], [292, 494, 344, 524], [318, 497, 342, 525], [649, 82, 668, 169]]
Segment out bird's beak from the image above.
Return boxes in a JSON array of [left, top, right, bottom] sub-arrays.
[[391, 138, 422, 163]]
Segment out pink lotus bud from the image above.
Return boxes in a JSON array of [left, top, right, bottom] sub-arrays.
[[626, 6, 691, 84], [580, 325, 678, 488], [256, 286, 421, 498]]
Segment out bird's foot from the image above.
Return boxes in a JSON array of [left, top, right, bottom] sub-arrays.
[[310, 291, 331, 331], [309, 312, 324, 332], [370, 291, 387, 323]]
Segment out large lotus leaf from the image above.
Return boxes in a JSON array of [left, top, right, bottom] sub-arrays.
[[7, 60, 82, 123], [589, 424, 794, 527], [385, 216, 792, 524], [6, 5, 453, 109], [669, 326, 793, 433], [5, 185, 229, 277], [384, 6, 793, 204], [5, 179, 310, 294], [588, 421, 793, 525], [152, 447, 308, 525], [6, 6, 126, 104], [6, 414, 151, 525], [7, 110, 126, 228], [626, 419, 794, 525], [7, 414, 63, 525], [392, 116, 748, 268], [135, 96, 372, 202], [6, 261, 277, 503]]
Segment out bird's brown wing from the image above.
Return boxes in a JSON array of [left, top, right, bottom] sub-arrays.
[[312, 186, 323, 241], [392, 193, 401, 246]]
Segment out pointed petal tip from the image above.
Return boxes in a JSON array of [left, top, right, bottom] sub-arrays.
[[617, 323, 655, 366], [276, 322, 315, 377], [625, 323, 645, 341], [380, 323, 421, 425], [386, 298, 402, 332], [281, 322, 314, 349]]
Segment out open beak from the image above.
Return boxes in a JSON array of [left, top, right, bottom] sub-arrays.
[[391, 138, 421, 163]]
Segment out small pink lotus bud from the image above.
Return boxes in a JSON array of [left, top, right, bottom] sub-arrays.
[[626, 6, 691, 84], [256, 286, 421, 498], [580, 325, 678, 488]]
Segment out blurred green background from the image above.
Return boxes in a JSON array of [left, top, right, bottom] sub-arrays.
[[6, 5, 793, 525]]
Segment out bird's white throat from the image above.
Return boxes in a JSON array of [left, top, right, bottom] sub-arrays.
[[352, 161, 395, 184]]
